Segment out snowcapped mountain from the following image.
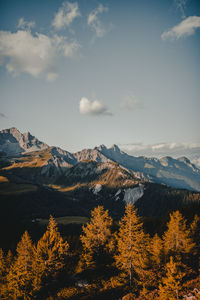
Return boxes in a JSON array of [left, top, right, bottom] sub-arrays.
[[94, 145, 200, 191], [0, 127, 48, 155], [0, 128, 200, 191]]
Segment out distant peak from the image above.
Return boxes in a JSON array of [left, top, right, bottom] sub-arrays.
[[1, 127, 20, 133], [10, 127, 19, 131], [177, 156, 191, 164], [95, 144, 107, 151], [110, 144, 121, 152], [23, 131, 33, 138]]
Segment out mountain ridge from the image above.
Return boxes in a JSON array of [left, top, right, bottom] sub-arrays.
[[0, 127, 200, 191], [0, 127, 48, 155]]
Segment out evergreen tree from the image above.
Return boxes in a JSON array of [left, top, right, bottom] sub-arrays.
[[0, 248, 7, 299], [33, 215, 69, 290], [150, 233, 164, 267], [159, 256, 185, 300], [7, 231, 34, 299], [0, 249, 13, 299], [79, 206, 113, 270], [190, 214, 200, 267], [148, 233, 164, 289], [6, 250, 13, 272], [0, 248, 6, 281], [115, 203, 149, 289], [163, 211, 195, 261]]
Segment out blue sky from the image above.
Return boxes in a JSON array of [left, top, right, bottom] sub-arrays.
[[0, 0, 200, 160]]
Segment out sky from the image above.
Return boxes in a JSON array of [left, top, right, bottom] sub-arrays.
[[0, 0, 200, 160]]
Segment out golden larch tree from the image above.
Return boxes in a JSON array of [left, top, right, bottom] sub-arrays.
[[159, 256, 185, 300], [190, 214, 200, 272], [0, 248, 6, 281], [33, 215, 69, 290], [163, 211, 195, 260], [115, 203, 149, 288], [148, 233, 164, 289], [6, 250, 13, 272], [6, 231, 34, 299], [79, 206, 113, 270]]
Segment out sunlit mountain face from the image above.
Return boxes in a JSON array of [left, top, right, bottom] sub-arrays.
[[1, 128, 200, 191]]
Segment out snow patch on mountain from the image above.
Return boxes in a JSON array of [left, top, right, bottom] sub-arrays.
[[123, 184, 144, 204], [115, 189, 121, 196], [93, 184, 102, 195]]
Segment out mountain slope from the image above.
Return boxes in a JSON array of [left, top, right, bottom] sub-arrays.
[[57, 160, 139, 188], [93, 145, 200, 191], [0, 128, 200, 191], [0, 127, 48, 155], [0, 146, 77, 183]]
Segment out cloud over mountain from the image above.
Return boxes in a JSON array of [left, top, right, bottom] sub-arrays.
[[79, 97, 112, 116], [121, 142, 200, 164]]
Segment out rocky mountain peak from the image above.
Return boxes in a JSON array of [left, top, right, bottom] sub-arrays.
[[95, 144, 107, 151], [110, 144, 121, 153], [0, 127, 48, 155], [177, 156, 191, 165]]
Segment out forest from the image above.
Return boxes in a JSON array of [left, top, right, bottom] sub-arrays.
[[0, 203, 200, 300]]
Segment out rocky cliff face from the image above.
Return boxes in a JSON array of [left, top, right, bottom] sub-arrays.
[[0, 127, 48, 155]]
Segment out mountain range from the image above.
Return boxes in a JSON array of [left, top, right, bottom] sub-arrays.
[[0, 127, 199, 191], [0, 127, 200, 238]]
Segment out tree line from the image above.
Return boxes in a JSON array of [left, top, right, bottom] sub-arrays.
[[0, 204, 200, 299]]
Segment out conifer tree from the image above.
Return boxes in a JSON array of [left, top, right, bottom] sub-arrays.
[[190, 214, 200, 252], [190, 214, 200, 271], [163, 211, 195, 260], [0, 249, 13, 298], [0, 248, 7, 299], [115, 203, 149, 288], [79, 206, 113, 270], [6, 231, 34, 299], [6, 250, 13, 272], [150, 233, 164, 267], [148, 233, 164, 288], [0, 248, 6, 281], [33, 215, 69, 290], [159, 256, 185, 300]]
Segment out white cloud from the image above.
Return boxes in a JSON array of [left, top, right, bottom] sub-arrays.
[[52, 1, 80, 30], [121, 96, 143, 110], [0, 30, 80, 80], [120, 142, 200, 161], [0, 30, 55, 77], [79, 97, 112, 116], [62, 39, 80, 57], [162, 16, 200, 40], [88, 4, 108, 38], [17, 18, 35, 30], [46, 72, 59, 82]]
